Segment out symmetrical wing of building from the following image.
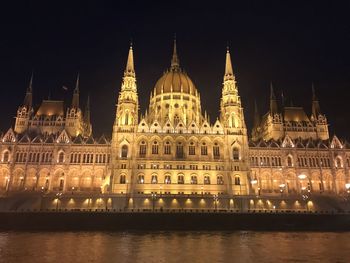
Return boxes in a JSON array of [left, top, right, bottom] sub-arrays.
[[1, 40, 349, 198]]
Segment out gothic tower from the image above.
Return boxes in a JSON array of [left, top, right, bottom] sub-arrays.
[[311, 85, 329, 140], [14, 73, 33, 134], [114, 44, 139, 130], [219, 48, 250, 195], [111, 44, 139, 193], [65, 74, 84, 137], [220, 48, 246, 132]]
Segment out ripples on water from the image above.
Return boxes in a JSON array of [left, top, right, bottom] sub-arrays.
[[0, 231, 349, 263]]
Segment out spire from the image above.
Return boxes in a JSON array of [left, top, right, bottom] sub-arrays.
[[71, 73, 80, 108], [224, 46, 234, 81], [312, 83, 322, 117], [170, 35, 180, 70], [23, 72, 33, 109], [253, 100, 260, 127], [270, 82, 278, 114], [84, 95, 91, 124], [125, 42, 135, 77]]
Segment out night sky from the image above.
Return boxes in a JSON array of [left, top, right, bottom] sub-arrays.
[[1, 1, 350, 139]]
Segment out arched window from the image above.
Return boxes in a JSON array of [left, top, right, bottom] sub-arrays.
[[217, 175, 224, 185], [120, 175, 126, 184], [121, 145, 128, 158], [188, 142, 195, 155], [174, 115, 179, 126], [191, 175, 197, 184], [152, 141, 159, 154], [287, 156, 293, 167], [204, 176, 210, 185], [125, 112, 129, 125], [176, 142, 184, 158], [138, 175, 144, 184], [213, 143, 220, 159], [151, 175, 158, 184], [234, 175, 240, 185], [164, 141, 171, 154], [139, 141, 147, 157], [336, 156, 342, 168], [178, 175, 184, 184], [201, 143, 208, 155], [165, 175, 171, 184], [232, 147, 239, 161], [58, 151, 65, 163], [3, 151, 9, 162]]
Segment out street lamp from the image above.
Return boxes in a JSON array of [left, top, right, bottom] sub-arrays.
[[345, 183, 350, 194]]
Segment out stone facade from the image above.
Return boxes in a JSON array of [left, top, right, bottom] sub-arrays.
[[1, 40, 349, 203]]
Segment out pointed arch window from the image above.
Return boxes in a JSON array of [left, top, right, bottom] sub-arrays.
[[217, 175, 224, 185], [191, 175, 197, 184], [201, 142, 208, 155], [232, 147, 239, 161], [213, 143, 220, 159], [58, 151, 65, 163], [138, 175, 144, 184], [121, 145, 128, 158], [164, 141, 171, 154], [287, 156, 293, 167], [178, 175, 184, 184], [151, 175, 158, 184], [3, 151, 9, 163], [125, 112, 129, 125], [165, 175, 171, 184], [335, 156, 343, 168], [139, 141, 147, 157], [120, 175, 126, 184], [234, 175, 240, 185], [152, 141, 159, 154]]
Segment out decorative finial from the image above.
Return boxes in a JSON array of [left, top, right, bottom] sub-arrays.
[[171, 34, 180, 70]]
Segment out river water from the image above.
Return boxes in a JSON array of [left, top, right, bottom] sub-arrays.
[[0, 231, 349, 263]]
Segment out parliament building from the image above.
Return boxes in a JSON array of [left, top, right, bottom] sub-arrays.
[[1, 40, 349, 211]]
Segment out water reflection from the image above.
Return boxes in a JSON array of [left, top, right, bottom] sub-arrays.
[[0, 231, 349, 263]]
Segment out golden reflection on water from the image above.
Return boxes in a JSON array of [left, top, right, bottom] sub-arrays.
[[0, 231, 350, 263]]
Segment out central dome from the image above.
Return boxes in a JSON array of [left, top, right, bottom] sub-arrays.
[[147, 39, 203, 126], [153, 69, 198, 96]]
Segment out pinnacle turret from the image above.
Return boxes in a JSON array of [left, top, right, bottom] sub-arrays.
[[71, 73, 80, 108], [170, 36, 180, 71], [269, 82, 278, 114], [125, 43, 135, 77], [224, 47, 234, 81], [23, 72, 33, 109]]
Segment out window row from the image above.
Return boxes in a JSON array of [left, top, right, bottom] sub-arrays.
[[120, 175, 228, 185]]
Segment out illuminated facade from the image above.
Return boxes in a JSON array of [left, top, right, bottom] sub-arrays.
[[1, 40, 349, 204]]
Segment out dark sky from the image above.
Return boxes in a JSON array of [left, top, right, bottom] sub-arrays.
[[1, 1, 350, 139]]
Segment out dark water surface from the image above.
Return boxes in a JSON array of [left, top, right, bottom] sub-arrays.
[[0, 231, 349, 263]]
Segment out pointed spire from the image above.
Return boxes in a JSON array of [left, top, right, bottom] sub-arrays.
[[84, 95, 91, 124], [124, 42, 135, 77], [224, 46, 234, 81], [312, 83, 322, 117], [28, 71, 33, 92], [270, 82, 278, 114], [171, 35, 180, 70], [71, 73, 80, 108], [23, 72, 33, 109], [253, 100, 260, 127]]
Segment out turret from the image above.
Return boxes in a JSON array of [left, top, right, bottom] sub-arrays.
[[14, 73, 34, 134], [220, 47, 246, 131], [269, 82, 278, 115], [114, 43, 139, 130], [71, 73, 80, 109]]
